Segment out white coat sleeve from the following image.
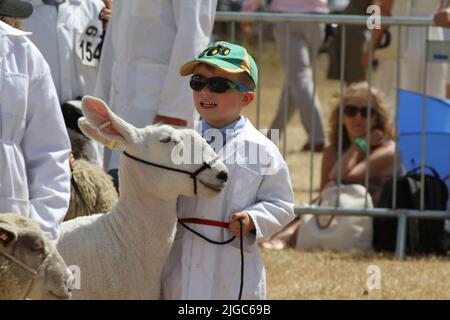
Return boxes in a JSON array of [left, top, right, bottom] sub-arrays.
[[245, 163, 295, 242], [157, 0, 217, 122], [21, 58, 71, 243]]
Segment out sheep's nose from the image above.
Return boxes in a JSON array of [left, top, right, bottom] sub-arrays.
[[217, 170, 228, 182]]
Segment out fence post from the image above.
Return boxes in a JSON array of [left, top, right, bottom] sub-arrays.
[[395, 210, 408, 259]]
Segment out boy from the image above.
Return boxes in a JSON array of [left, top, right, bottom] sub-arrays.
[[161, 41, 295, 300]]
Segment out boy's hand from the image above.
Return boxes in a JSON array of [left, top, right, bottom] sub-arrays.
[[229, 212, 255, 238]]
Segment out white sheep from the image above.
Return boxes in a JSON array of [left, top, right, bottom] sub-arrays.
[[57, 96, 228, 299], [0, 213, 74, 300]]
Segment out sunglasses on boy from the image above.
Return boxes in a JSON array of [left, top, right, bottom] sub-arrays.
[[344, 105, 376, 118], [190, 75, 252, 93]]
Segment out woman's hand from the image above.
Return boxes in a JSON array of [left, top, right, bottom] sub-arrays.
[[355, 129, 384, 151], [369, 129, 385, 147]]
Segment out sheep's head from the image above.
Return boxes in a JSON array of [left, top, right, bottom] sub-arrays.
[[0, 213, 74, 300], [78, 96, 228, 199]]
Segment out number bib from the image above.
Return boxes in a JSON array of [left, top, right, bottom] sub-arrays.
[[75, 24, 104, 68]]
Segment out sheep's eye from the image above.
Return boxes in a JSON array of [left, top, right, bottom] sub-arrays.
[[160, 136, 172, 143], [30, 239, 45, 254], [31, 246, 44, 254]]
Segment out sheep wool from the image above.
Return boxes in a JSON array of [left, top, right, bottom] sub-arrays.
[[66, 159, 118, 221]]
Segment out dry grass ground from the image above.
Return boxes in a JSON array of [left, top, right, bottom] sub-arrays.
[[263, 249, 450, 300], [236, 38, 450, 300]]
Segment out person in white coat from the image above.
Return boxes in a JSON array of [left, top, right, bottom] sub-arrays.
[[161, 42, 295, 300], [22, 0, 110, 166], [0, 0, 71, 242], [22, 0, 107, 104], [94, 0, 217, 188], [365, 0, 447, 105]]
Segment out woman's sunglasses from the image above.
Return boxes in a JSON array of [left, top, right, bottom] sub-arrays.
[[190, 75, 251, 93], [343, 105, 376, 118]]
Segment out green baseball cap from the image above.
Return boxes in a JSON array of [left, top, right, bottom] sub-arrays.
[[180, 41, 258, 87]]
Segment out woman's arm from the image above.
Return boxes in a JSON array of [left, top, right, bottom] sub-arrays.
[[320, 146, 333, 190], [326, 139, 396, 186], [322, 132, 396, 188], [326, 144, 365, 185], [341, 139, 396, 183], [321, 145, 339, 190]]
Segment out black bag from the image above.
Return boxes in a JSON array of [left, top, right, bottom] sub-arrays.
[[373, 166, 449, 254]]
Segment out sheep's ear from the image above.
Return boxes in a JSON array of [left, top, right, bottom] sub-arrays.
[[78, 117, 123, 148], [0, 222, 18, 246], [79, 96, 140, 148]]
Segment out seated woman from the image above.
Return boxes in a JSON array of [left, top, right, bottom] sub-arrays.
[[261, 82, 399, 250]]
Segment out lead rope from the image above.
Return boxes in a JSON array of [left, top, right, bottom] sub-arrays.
[[178, 219, 244, 300], [71, 176, 95, 215], [123, 151, 217, 195], [238, 220, 244, 300]]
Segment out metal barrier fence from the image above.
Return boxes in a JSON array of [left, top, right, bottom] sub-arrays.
[[215, 12, 450, 259]]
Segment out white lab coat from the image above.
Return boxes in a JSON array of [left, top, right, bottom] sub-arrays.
[[161, 120, 295, 300], [0, 21, 71, 242], [23, 0, 106, 166], [94, 0, 217, 172], [374, 0, 447, 105], [23, 0, 105, 103]]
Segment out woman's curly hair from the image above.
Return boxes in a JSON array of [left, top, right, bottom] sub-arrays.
[[328, 82, 395, 151]]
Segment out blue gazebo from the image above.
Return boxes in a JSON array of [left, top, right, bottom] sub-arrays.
[[397, 89, 450, 187]]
